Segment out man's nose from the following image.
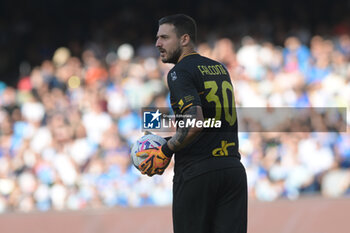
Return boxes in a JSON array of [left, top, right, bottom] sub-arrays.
[[155, 39, 162, 48]]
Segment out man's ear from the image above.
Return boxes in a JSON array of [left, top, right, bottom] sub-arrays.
[[181, 34, 191, 46]]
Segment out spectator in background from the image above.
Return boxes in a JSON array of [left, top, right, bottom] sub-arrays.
[[283, 36, 310, 74], [237, 36, 265, 81]]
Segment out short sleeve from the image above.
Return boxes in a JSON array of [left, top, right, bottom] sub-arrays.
[[168, 69, 201, 114]]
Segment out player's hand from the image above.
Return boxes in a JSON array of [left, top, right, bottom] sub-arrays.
[[144, 131, 153, 135], [136, 145, 172, 176]]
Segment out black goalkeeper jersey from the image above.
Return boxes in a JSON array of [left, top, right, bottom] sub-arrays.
[[167, 53, 241, 180]]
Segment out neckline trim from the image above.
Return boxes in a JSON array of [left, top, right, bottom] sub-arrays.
[[177, 52, 199, 63]]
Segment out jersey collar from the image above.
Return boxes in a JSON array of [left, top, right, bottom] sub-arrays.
[[177, 52, 199, 63]]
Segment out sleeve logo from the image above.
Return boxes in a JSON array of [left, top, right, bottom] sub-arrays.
[[170, 71, 177, 81], [178, 99, 184, 111]]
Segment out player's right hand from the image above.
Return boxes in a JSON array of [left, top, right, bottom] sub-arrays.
[[136, 145, 172, 176]]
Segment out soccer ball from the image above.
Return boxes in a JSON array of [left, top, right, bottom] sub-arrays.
[[131, 134, 167, 170]]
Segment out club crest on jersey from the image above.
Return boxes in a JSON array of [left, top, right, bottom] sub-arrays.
[[170, 71, 177, 81]]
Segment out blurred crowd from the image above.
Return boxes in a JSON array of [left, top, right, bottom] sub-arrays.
[[1, 19, 350, 212]]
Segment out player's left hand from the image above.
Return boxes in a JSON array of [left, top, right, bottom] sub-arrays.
[[136, 145, 172, 176]]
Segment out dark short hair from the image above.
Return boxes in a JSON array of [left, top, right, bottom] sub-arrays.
[[159, 14, 197, 43]]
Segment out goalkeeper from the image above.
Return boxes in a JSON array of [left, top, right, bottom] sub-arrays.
[[137, 14, 247, 233]]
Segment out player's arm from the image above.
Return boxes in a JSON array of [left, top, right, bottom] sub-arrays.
[[166, 105, 203, 152], [137, 106, 203, 176], [137, 69, 201, 176]]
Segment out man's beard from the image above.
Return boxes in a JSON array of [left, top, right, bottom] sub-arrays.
[[163, 46, 182, 64]]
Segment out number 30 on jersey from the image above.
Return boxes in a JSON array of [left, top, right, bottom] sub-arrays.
[[204, 80, 237, 126]]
